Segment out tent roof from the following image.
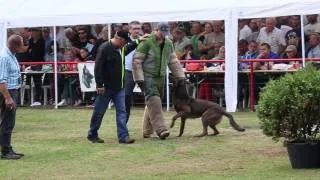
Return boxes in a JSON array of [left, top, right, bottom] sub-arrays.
[[2, 0, 318, 28]]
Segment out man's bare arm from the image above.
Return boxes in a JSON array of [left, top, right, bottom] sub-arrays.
[[0, 83, 11, 100]]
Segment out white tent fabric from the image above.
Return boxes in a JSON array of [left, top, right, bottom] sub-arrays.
[[1, 0, 320, 112], [0, 22, 6, 51]]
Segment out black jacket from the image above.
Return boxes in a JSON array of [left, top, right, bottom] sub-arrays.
[[94, 40, 138, 91]]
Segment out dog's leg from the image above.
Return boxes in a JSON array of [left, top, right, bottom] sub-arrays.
[[171, 111, 188, 128], [178, 118, 186, 137], [209, 124, 219, 136], [194, 118, 208, 137]]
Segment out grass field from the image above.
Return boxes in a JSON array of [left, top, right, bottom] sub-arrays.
[[0, 108, 319, 180]]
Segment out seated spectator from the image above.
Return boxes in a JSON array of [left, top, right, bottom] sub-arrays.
[[91, 26, 109, 59], [246, 19, 260, 42], [285, 28, 302, 58], [210, 46, 225, 67], [27, 27, 46, 107], [198, 22, 215, 55], [79, 48, 93, 62], [256, 18, 286, 56], [92, 24, 104, 39], [211, 21, 225, 44], [58, 49, 82, 106], [306, 32, 320, 60], [239, 19, 252, 41], [42, 27, 53, 55], [197, 55, 213, 101], [254, 43, 278, 70], [122, 23, 129, 32], [181, 44, 196, 60], [304, 14, 320, 36], [77, 27, 94, 53], [43, 42, 63, 105], [211, 41, 224, 58], [190, 21, 203, 59], [276, 16, 292, 39], [173, 26, 190, 59], [142, 22, 152, 35], [240, 41, 259, 70], [283, 45, 299, 66], [64, 27, 81, 50], [88, 36, 97, 46], [238, 39, 249, 57]]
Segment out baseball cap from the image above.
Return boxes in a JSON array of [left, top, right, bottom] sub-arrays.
[[30, 27, 41, 31], [285, 45, 297, 52], [42, 27, 50, 32], [176, 26, 185, 33], [157, 22, 170, 37], [115, 30, 130, 42], [285, 29, 301, 40]]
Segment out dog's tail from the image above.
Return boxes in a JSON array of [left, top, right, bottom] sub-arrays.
[[222, 111, 245, 132]]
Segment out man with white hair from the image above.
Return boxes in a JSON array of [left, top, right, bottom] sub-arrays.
[[256, 18, 286, 55], [0, 35, 25, 159], [124, 21, 143, 123]]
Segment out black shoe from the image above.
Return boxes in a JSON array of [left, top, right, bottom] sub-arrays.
[[11, 149, 24, 157], [159, 130, 170, 140], [119, 137, 135, 144], [1, 151, 22, 160], [87, 137, 104, 143]]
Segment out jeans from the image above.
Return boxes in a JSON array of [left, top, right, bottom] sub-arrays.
[[125, 70, 135, 123], [88, 88, 129, 141], [0, 89, 18, 150], [61, 77, 81, 102]]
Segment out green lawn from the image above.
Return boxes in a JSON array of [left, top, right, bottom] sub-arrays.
[[0, 108, 319, 180]]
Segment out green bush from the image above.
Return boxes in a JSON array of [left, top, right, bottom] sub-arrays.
[[258, 65, 320, 143]]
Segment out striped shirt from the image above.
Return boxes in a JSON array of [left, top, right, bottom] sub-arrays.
[[0, 47, 21, 89]]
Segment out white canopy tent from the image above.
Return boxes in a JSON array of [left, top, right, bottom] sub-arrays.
[[1, 0, 320, 111]]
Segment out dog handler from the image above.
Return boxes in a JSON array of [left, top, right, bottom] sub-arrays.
[[133, 22, 185, 139]]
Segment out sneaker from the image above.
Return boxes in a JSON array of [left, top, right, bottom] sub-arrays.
[[87, 137, 104, 143], [30, 101, 41, 107], [11, 149, 24, 157], [74, 100, 82, 107], [57, 99, 67, 106], [1, 151, 22, 160], [158, 130, 170, 140], [119, 137, 135, 144]]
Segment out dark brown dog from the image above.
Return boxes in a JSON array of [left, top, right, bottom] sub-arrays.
[[171, 79, 245, 137]]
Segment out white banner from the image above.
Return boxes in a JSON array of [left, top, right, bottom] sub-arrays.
[[78, 63, 96, 92]]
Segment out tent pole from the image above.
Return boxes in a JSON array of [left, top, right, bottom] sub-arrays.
[[108, 23, 111, 40], [300, 15, 306, 67], [0, 21, 7, 51], [166, 67, 169, 111], [53, 26, 58, 109]]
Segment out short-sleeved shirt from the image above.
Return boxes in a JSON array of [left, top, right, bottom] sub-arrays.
[[174, 37, 190, 57], [0, 47, 21, 89], [257, 27, 286, 54], [304, 23, 320, 35], [307, 45, 320, 58], [204, 32, 225, 45]]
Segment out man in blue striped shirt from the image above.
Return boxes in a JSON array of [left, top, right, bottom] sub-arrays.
[[0, 34, 24, 160]]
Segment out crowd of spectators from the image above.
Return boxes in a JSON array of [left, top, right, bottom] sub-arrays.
[[7, 14, 320, 107]]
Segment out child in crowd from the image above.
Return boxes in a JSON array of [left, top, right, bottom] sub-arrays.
[[57, 49, 82, 106]]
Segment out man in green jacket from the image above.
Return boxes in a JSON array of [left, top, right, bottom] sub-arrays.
[[133, 22, 185, 140]]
